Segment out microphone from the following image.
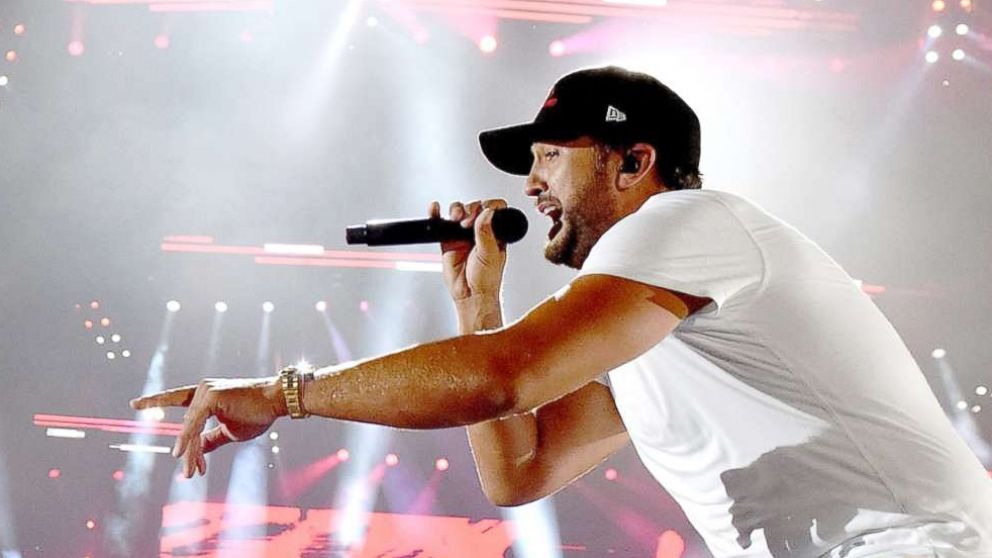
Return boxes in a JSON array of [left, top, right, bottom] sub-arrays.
[[346, 207, 529, 246]]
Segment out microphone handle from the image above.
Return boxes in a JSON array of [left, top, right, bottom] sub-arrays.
[[349, 218, 473, 246]]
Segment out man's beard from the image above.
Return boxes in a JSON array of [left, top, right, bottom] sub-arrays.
[[544, 201, 614, 269]]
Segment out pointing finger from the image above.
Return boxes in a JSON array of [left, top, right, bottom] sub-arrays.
[[130, 385, 197, 410]]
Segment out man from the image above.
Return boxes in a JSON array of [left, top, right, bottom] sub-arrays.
[[132, 67, 992, 557]]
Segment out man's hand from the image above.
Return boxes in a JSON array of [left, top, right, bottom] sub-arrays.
[[430, 199, 508, 303], [129, 378, 286, 478]]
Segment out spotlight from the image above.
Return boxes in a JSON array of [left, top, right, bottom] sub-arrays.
[[928, 25, 943, 38], [296, 359, 311, 371], [955, 400, 967, 410], [84, 320, 93, 329], [154, 34, 170, 49], [955, 24, 969, 35], [106, 351, 116, 360], [215, 301, 228, 313], [100, 317, 110, 327], [315, 300, 327, 312], [269, 431, 279, 441], [952, 49, 965, 61], [479, 35, 498, 54], [336, 448, 350, 461], [67, 41, 85, 57], [435, 457, 449, 471], [48, 469, 61, 479], [262, 301, 275, 313], [121, 349, 131, 358], [972, 405, 982, 414], [931, 348, 946, 359], [4, 51, 16, 62], [85, 519, 96, 530], [0, 75, 8, 87], [385, 453, 399, 466], [549, 40, 566, 57], [359, 300, 370, 312], [925, 51, 940, 64], [976, 386, 988, 396], [604, 468, 618, 480], [166, 300, 181, 312], [960, 0, 972, 8], [932, 0, 946, 11], [13, 24, 26, 35], [112, 470, 124, 481], [110, 333, 121, 343], [271, 445, 280, 454], [96, 336, 106, 345], [90, 301, 100, 309]]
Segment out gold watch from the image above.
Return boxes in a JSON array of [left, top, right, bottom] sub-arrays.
[[279, 365, 314, 419]]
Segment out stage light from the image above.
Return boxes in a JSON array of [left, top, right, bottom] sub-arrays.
[[67, 41, 85, 57], [932, 348, 946, 359], [46, 428, 86, 439], [657, 530, 686, 558], [96, 336, 106, 345], [952, 49, 965, 61], [955, 24, 969, 35], [113, 470, 124, 481], [106, 351, 116, 360], [315, 300, 327, 312], [48, 469, 60, 479], [957, 401, 968, 410], [166, 300, 181, 312], [111, 334, 121, 343], [435, 458, 449, 471], [366, 16, 379, 27], [942, 79, 950, 87], [960, 0, 972, 8], [262, 301, 274, 313], [269, 432, 279, 441], [925, 51, 940, 64], [121, 350, 131, 358], [604, 468, 618, 480], [479, 35, 498, 54], [0, 75, 7, 87], [154, 34, 170, 49], [549, 40, 566, 57], [932, 0, 946, 11], [101, 317, 110, 327], [5, 51, 16, 62], [271, 446, 280, 454], [86, 519, 96, 530], [13, 24, 26, 35], [214, 301, 228, 313], [337, 448, 350, 461], [110, 443, 171, 454], [976, 386, 989, 396], [359, 300, 369, 312], [928, 25, 943, 39], [84, 320, 93, 329], [972, 405, 982, 413], [385, 453, 399, 466], [90, 301, 100, 309]]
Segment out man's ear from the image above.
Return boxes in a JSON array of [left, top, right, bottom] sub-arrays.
[[616, 143, 657, 191]]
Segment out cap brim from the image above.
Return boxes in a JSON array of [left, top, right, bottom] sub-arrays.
[[479, 122, 542, 176]]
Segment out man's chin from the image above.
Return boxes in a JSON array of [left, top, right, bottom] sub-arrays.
[[544, 231, 584, 269]]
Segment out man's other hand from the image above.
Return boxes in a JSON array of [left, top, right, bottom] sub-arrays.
[[130, 377, 285, 478]]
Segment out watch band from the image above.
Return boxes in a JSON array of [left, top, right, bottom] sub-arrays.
[[279, 365, 312, 419]]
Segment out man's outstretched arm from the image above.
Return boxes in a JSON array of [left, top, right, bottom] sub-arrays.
[[131, 271, 682, 478]]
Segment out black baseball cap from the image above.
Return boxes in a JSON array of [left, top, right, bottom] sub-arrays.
[[479, 66, 700, 177]]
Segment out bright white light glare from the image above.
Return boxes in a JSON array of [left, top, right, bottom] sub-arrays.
[[166, 300, 181, 312], [269, 432, 279, 440], [955, 23, 969, 35], [931, 348, 946, 359], [925, 51, 940, 64], [0, 75, 8, 87], [46, 427, 86, 439], [435, 457, 450, 471], [263, 243, 325, 256], [315, 300, 327, 312], [956, 400, 968, 410], [262, 301, 275, 313], [106, 351, 116, 360], [215, 301, 228, 313], [110, 443, 171, 454], [976, 386, 989, 396], [271, 445, 280, 454], [336, 448, 350, 461], [296, 359, 311, 370], [928, 25, 943, 38], [479, 35, 498, 54], [111, 333, 121, 343], [972, 405, 982, 413], [952, 49, 965, 61], [366, 16, 379, 27], [121, 349, 131, 358], [385, 453, 399, 466], [96, 336, 106, 345], [549, 40, 566, 57], [394, 261, 443, 273], [140, 407, 166, 422]]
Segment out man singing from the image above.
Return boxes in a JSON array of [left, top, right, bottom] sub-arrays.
[[132, 67, 992, 557]]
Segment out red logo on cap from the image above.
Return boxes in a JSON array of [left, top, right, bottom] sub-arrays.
[[543, 97, 558, 108]]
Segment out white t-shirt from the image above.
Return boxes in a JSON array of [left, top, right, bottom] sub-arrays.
[[578, 190, 992, 558]]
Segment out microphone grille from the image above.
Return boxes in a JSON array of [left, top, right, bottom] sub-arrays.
[[492, 208, 528, 244]]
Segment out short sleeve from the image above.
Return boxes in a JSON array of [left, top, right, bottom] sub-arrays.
[[578, 192, 763, 313]]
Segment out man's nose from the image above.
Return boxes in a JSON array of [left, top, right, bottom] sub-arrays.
[[524, 163, 545, 198]]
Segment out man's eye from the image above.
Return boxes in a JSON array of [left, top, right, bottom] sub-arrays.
[[545, 150, 559, 161]]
